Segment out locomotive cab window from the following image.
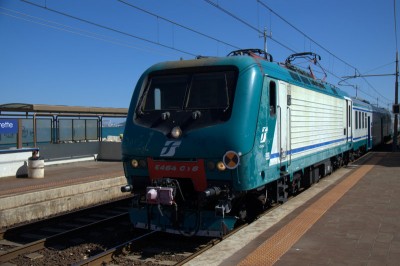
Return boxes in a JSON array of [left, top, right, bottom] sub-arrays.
[[154, 88, 161, 110], [135, 67, 238, 131], [186, 73, 230, 109], [143, 75, 188, 111], [140, 70, 236, 112]]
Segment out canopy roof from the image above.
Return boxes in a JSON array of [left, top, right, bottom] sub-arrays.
[[0, 103, 128, 117]]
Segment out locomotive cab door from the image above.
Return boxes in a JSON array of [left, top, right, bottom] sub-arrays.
[[367, 116, 372, 149], [346, 99, 352, 144], [277, 81, 289, 167]]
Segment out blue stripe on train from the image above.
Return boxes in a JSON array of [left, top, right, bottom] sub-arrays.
[[270, 137, 347, 159]]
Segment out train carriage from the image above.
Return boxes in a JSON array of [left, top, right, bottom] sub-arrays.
[[371, 105, 392, 146], [121, 49, 391, 237], [351, 98, 373, 154]]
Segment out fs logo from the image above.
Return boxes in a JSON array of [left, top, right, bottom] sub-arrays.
[[260, 127, 268, 143], [160, 141, 182, 157]]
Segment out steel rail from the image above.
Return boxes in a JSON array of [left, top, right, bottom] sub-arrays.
[[72, 230, 158, 266], [0, 212, 128, 263]]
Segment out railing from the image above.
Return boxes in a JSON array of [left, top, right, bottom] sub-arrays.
[[0, 118, 100, 148]]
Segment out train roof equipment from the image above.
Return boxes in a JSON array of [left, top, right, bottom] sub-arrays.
[[284, 52, 327, 82], [227, 48, 274, 62]]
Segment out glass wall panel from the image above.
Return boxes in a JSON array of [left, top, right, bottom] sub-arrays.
[[36, 119, 52, 143], [22, 119, 34, 146], [0, 132, 16, 146], [73, 120, 85, 141], [59, 119, 72, 141], [86, 120, 98, 140]]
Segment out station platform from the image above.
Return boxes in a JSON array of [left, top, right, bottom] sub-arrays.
[[0, 160, 127, 229], [186, 151, 400, 266]]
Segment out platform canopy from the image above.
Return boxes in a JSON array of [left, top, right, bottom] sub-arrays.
[[0, 103, 128, 117], [0, 103, 128, 147]]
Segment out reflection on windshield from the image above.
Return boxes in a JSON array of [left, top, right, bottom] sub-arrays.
[[144, 75, 188, 111], [142, 71, 236, 111]]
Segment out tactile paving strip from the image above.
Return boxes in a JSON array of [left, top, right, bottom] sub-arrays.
[[238, 155, 383, 266]]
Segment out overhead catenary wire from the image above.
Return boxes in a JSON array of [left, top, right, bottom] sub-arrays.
[[20, 0, 366, 78], [116, 0, 241, 51], [0, 7, 178, 57], [20, 0, 243, 57], [203, 0, 297, 53], [254, 0, 391, 106], [362, 61, 395, 74], [20, 0, 198, 57], [361, 76, 392, 103], [256, 0, 358, 72], [14, 0, 393, 107], [20, 0, 292, 60], [202, 1, 368, 93], [203, 1, 354, 80]]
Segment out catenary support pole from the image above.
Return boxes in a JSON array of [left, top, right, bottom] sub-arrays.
[[394, 51, 399, 151]]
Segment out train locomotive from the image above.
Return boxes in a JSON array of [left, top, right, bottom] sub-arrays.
[[121, 49, 392, 237]]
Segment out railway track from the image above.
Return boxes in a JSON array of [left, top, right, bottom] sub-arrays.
[[0, 197, 133, 265], [0, 153, 376, 265], [73, 153, 374, 266], [74, 229, 221, 266], [72, 207, 278, 266]]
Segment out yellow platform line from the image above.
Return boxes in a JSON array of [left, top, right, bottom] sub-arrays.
[[238, 155, 383, 266]]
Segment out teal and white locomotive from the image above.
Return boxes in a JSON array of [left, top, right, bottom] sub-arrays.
[[121, 49, 392, 237]]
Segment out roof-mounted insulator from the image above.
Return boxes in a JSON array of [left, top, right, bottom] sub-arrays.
[[196, 55, 216, 59], [227, 49, 273, 62]]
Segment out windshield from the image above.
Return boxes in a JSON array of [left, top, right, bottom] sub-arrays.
[[141, 70, 236, 112]]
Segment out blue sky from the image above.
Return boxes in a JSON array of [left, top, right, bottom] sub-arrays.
[[0, 0, 398, 109]]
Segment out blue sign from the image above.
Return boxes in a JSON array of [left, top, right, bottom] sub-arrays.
[[0, 119, 18, 134]]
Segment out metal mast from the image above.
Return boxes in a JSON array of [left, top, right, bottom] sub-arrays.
[[394, 51, 399, 151]]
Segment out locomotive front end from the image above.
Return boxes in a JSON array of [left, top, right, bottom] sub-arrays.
[[120, 58, 259, 237]]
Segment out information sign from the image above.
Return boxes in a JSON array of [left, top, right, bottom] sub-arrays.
[[0, 119, 18, 134]]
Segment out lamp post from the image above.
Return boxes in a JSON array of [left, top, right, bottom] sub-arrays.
[[394, 51, 399, 151]]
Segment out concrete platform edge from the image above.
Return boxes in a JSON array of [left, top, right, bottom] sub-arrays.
[[0, 176, 127, 228], [185, 166, 355, 266]]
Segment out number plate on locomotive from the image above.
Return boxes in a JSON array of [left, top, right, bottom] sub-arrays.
[[147, 158, 207, 191]]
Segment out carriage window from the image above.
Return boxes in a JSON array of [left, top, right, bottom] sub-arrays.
[[359, 112, 361, 129], [362, 113, 365, 128], [269, 81, 276, 116], [355, 111, 358, 129]]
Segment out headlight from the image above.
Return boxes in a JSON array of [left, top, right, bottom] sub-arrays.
[[139, 159, 147, 168], [207, 161, 216, 170], [131, 159, 139, 168], [217, 161, 226, 171], [171, 126, 182, 139]]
